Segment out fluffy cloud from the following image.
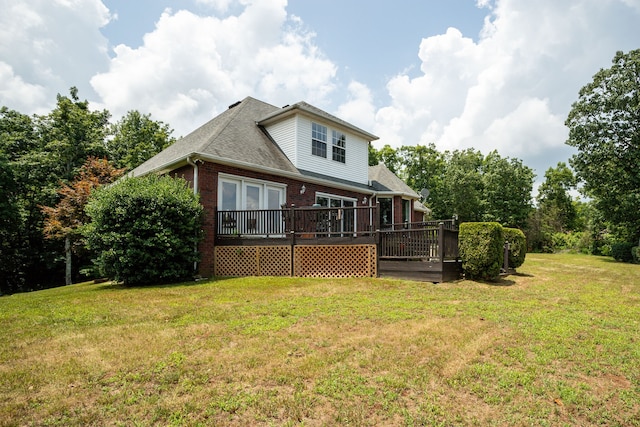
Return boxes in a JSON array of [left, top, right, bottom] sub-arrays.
[[0, 0, 111, 113], [3, 0, 638, 185], [91, 0, 337, 136], [336, 81, 376, 133], [368, 0, 640, 177]]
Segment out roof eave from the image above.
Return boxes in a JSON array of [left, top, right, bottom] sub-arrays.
[[131, 153, 380, 195], [375, 190, 420, 199], [258, 103, 379, 142]]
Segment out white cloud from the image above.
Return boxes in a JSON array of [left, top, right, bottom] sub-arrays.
[[194, 0, 236, 13], [336, 81, 376, 133], [367, 0, 640, 179], [481, 97, 566, 157], [0, 0, 111, 113], [91, 0, 337, 136], [0, 62, 48, 113]]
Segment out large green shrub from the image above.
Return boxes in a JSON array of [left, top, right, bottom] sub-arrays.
[[632, 246, 640, 264], [611, 242, 635, 263], [503, 228, 526, 269], [459, 222, 504, 281], [85, 175, 203, 286]]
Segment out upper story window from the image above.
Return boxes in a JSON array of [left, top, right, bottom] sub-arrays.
[[332, 130, 346, 163], [311, 123, 327, 158]]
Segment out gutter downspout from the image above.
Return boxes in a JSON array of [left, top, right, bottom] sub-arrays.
[[186, 156, 199, 195], [186, 156, 199, 274]]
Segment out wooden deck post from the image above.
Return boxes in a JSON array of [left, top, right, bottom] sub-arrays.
[[290, 204, 296, 276], [438, 222, 445, 272], [375, 202, 380, 277]]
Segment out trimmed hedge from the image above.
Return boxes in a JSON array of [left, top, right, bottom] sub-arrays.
[[503, 228, 527, 269], [459, 222, 504, 281], [611, 242, 635, 263], [85, 175, 204, 286]]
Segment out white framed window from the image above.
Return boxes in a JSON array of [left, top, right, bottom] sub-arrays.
[[312, 123, 327, 158], [218, 174, 286, 235], [332, 130, 346, 163], [219, 174, 286, 211]]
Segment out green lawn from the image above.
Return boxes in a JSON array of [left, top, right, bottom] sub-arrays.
[[1, 254, 639, 426]]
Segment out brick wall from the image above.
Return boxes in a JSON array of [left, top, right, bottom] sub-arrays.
[[176, 161, 374, 277]]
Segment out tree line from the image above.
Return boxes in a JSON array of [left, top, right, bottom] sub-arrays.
[[369, 49, 639, 260], [1, 48, 637, 293], [0, 88, 176, 294]]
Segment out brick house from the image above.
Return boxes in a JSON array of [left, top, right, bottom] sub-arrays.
[[131, 97, 433, 278]]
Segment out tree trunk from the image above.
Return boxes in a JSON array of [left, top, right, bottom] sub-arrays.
[[65, 236, 72, 285]]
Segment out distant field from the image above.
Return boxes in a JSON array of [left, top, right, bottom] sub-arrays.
[[1, 253, 638, 426]]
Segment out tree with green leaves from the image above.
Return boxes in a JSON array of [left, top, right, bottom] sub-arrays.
[[398, 144, 447, 216], [108, 110, 176, 170], [566, 49, 640, 242], [482, 151, 534, 228], [0, 153, 22, 294], [34, 88, 111, 286], [38, 87, 110, 183], [1, 88, 113, 291], [537, 162, 578, 233], [441, 149, 485, 223], [0, 107, 51, 292], [372, 144, 402, 175]]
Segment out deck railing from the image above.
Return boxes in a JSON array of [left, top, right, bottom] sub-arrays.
[[379, 222, 459, 261], [216, 207, 459, 261], [381, 219, 457, 231], [216, 205, 379, 239]]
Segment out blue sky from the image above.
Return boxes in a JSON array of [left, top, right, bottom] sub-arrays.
[[2, 0, 640, 191], [99, 0, 488, 105]]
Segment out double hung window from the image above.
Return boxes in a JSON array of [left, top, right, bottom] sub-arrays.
[[332, 130, 346, 163], [311, 123, 327, 158], [312, 122, 347, 164]]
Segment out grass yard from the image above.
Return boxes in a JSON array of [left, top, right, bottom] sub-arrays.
[[0, 253, 639, 426]]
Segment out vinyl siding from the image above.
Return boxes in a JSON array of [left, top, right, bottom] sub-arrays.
[[295, 116, 369, 185], [264, 117, 298, 165], [265, 114, 370, 186]]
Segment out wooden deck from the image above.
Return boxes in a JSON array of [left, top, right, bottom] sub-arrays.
[[377, 223, 461, 282], [214, 206, 461, 282]]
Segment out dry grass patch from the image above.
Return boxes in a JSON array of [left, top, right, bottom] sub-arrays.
[[1, 254, 639, 426]]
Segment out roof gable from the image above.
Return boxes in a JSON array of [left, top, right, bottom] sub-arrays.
[[129, 97, 418, 200], [130, 97, 299, 177], [258, 101, 379, 142], [368, 163, 419, 198]]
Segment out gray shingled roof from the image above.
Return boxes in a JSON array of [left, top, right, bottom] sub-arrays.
[[129, 97, 417, 201], [258, 101, 379, 141], [368, 163, 420, 197], [129, 97, 300, 177]]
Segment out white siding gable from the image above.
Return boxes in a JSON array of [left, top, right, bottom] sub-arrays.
[[265, 115, 370, 185], [264, 115, 298, 165]]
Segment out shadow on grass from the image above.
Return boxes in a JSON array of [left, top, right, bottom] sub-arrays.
[[600, 257, 632, 264], [511, 272, 534, 277], [90, 276, 233, 291], [461, 268, 533, 286], [486, 277, 517, 287]]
